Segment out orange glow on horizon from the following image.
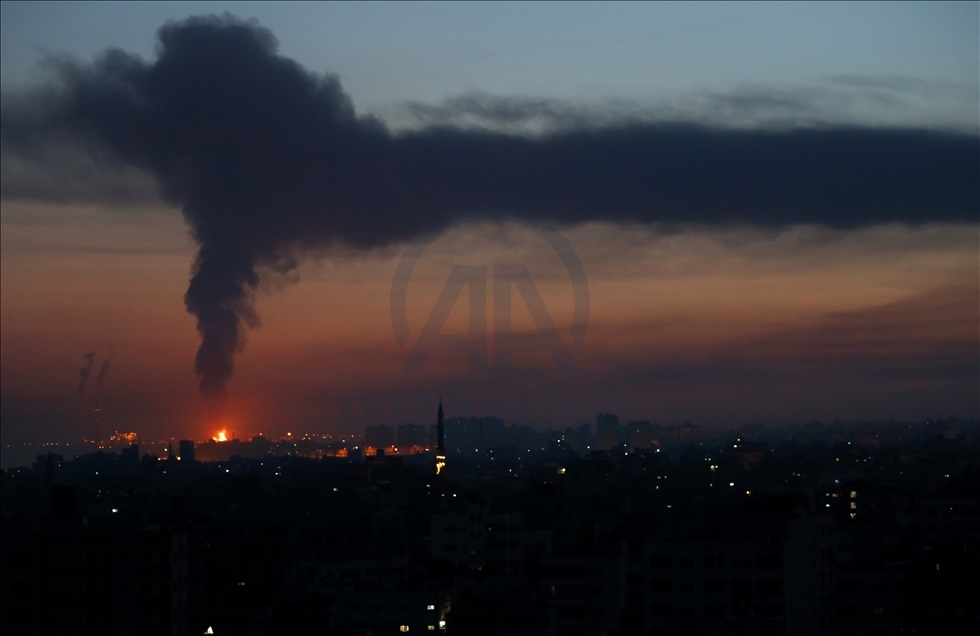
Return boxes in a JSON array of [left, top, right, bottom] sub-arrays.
[[2, 213, 977, 436]]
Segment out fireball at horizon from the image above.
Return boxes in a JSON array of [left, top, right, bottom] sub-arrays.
[[1, 4, 977, 449]]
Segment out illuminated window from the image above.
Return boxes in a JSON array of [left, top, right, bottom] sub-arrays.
[[400, 626, 410, 633], [850, 491, 857, 499], [428, 627, 435, 632], [427, 605, 435, 611]]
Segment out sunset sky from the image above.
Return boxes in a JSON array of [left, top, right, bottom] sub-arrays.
[[1, 2, 977, 445]]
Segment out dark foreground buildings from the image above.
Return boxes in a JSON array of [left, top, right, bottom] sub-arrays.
[[2, 416, 978, 635], [3, 484, 187, 635]]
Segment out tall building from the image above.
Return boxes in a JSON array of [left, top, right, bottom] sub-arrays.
[[178, 440, 195, 462], [435, 399, 446, 476], [596, 412, 621, 451]]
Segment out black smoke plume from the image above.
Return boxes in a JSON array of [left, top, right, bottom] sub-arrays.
[[3, 15, 977, 404]]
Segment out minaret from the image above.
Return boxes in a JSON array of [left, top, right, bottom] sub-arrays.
[[435, 398, 446, 475]]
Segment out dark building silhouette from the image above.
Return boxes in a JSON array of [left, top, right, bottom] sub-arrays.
[[2, 416, 977, 634], [1, 488, 188, 635], [178, 440, 195, 463], [596, 412, 621, 451]]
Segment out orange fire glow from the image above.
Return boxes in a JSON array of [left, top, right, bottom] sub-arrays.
[[212, 429, 228, 442]]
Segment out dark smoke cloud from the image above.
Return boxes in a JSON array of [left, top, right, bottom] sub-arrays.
[[2, 15, 977, 403]]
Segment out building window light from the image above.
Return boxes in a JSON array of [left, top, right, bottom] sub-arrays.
[[400, 626, 410, 633]]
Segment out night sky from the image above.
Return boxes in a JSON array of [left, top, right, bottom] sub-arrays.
[[1, 2, 977, 444]]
